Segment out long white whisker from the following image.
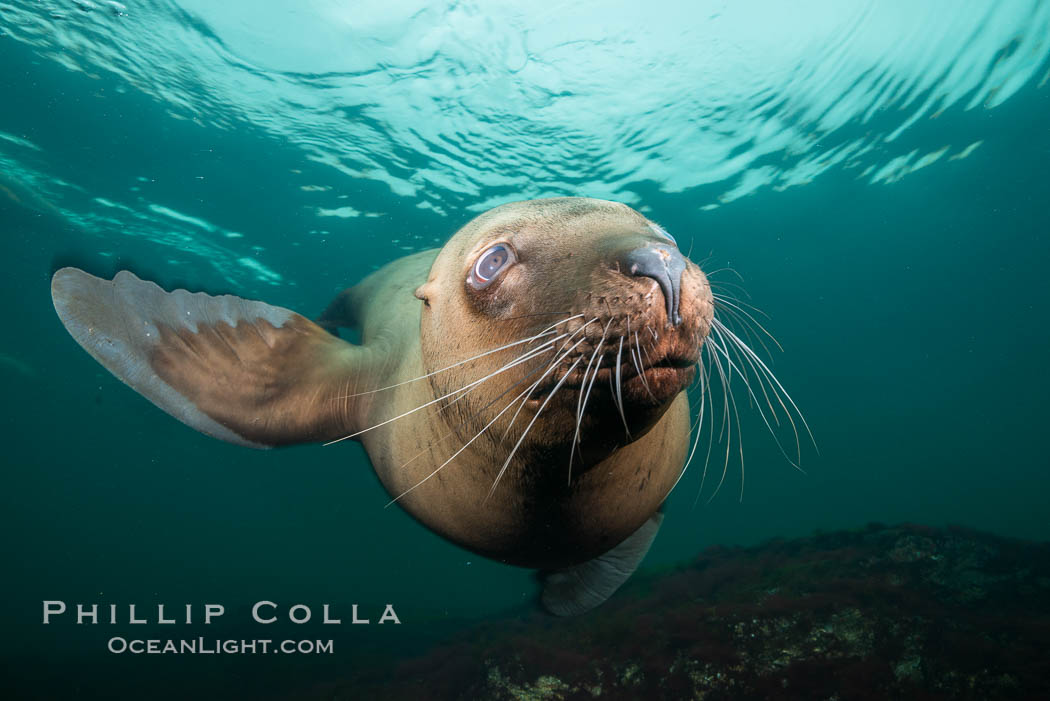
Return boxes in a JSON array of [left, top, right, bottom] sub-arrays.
[[713, 294, 779, 342], [575, 322, 612, 443], [711, 288, 766, 318], [502, 320, 597, 440], [714, 318, 816, 458], [569, 357, 595, 474], [387, 345, 564, 478], [705, 267, 747, 286], [695, 346, 718, 506], [708, 321, 804, 474], [638, 329, 655, 368], [704, 339, 742, 503], [330, 313, 583, 401], [613, 337, 630, 438], [632, 330, 656, 400], [709, 323, 777, 426], [705, 336, 731, 445], [712, 318, 808, 471], [713, 302, 778, 360], [663, 359, 706, 502], [624, 317, 649, 398], [325, 333, 567, 445], [569, 320, 613, 484], [625, 316, 642, 384], [386, 377, 543, 506], [488, 355, 584, 501]]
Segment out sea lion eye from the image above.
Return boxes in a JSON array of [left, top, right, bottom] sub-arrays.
[[649, 223, 677, 247], [468, 244, 515, 289]]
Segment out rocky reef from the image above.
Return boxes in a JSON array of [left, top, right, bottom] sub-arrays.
[[305, 524, 1050, 700]]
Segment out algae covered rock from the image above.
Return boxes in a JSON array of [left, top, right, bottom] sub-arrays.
[[304, 524, 1050, 700]]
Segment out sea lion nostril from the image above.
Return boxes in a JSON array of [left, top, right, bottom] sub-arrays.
[[622, 245, 686, 326]]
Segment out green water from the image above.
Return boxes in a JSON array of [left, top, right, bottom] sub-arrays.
[[1, 1, 1049, 698]]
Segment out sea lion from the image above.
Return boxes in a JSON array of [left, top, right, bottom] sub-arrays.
[[51, 197, 716, 615]]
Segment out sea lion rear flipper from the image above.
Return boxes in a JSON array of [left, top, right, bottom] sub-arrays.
[[51, 267, 369, 448], [540, 512, 663, 616]]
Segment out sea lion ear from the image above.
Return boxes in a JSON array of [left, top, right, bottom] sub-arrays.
[[51, 268, 367, 448], [539, 512, 663, 616], [413, 281, 435, 306]]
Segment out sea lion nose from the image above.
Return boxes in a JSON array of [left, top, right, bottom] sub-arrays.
[[622, 244, 686, 326]]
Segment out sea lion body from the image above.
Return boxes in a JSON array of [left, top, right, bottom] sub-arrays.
[[51, 197, 714, 612], [328, 247, 692, 569]]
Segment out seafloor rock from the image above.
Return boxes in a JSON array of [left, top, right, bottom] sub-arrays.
[[306, 524, 1050, 700]]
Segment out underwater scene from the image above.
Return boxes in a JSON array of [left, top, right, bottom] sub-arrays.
[[2, 0, 1049, 699]]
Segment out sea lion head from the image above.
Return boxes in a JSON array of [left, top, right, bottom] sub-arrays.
[[414, 197, 714, 469]]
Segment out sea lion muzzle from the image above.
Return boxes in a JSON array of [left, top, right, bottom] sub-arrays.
[[621, 243, 687, 326]]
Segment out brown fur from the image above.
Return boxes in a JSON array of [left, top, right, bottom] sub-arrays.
[[352, 198, 714, 568]]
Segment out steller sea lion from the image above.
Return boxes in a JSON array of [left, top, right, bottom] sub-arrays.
[[51, 197, 802, 615]]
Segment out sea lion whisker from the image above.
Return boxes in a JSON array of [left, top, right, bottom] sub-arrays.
[[713, 318, 816, 463], [711, 322, 807, 477], [705, 329, 739, 407], [708, 280, 753, 302], [568, 320, 613, 484], [433, 338, 569, 417], [706, 328, 769, 498], [710, 318, 805, 470], [501, 324, 596, 441], [701, 338, 733, 473], [625, 315, 645, 388], [637, 330, 655, 368], [613, 337, 631, 439], [708, 323, 778, 427], [386, 376, 545, 506], [488, 355, 584, 502], [703, 339, 744, 504], [571, 342, 601, 443], [711, 291, 771, 321], [712, 303, 777, 361], [567, 360, 593, 485], [501, 311, 575, 322], [580, 353, 604, 419], [664, 360, 707, 503], [329, 314, 582, 401], [570, 354, 604, 483], [390, 347, 569, 480], [694, 355, 718, 507], [574, 324, 613, 449], [575, 321, 612, 440], [704, 267, 747, 286], [545, 315, 599, 358], [712, 294, 782, 354], [707, 323, 778, 439], [324, 334, 567, 445], [632, 329, 657, 401], [631, 340, 651, 396], [630, 335, 645, 377]]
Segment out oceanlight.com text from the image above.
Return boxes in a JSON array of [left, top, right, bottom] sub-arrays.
[[107, 637, 334, 655]]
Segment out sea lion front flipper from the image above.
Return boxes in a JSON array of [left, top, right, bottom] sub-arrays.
[[540, 512, 664, 616], [51, 268, 370, 448]]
